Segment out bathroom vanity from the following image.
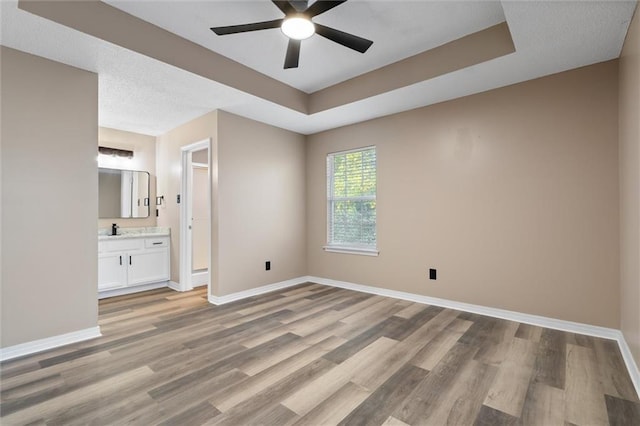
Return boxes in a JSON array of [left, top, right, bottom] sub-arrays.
[[98, 227, 170, 298]]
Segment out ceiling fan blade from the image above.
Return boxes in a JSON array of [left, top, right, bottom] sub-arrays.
[[306, 1, 347, 17], [211, 19, 283, 35], [272, 1, 297, 16], [284, 39, 301, 69], [315, 23, 373, 53]]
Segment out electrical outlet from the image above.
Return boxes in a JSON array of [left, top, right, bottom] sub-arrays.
[[429, 268, 437, 280], [265, 261, 271, 271]]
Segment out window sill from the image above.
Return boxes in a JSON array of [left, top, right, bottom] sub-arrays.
[[323, 246, 379, 257]]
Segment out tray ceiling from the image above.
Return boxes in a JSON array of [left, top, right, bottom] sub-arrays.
[[1, 1, 636, 135]]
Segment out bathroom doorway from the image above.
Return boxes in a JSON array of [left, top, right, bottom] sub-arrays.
[[179, 139, 211, 292]]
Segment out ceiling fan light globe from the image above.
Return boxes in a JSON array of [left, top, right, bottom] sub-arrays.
[[281, 17, 315, 40]]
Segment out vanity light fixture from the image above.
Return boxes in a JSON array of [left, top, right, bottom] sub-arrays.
[[98, 146, 134, 159]]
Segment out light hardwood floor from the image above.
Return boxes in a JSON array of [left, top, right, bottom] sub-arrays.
[[1, 283, 639, 425]]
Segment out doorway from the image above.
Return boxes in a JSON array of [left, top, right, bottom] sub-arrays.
[[179, 139, 211, 292]]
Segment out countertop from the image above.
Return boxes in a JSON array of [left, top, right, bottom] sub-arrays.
[[98, 226, 170, 241]]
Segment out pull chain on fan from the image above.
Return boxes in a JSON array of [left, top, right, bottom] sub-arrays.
[[210, 0, 373, 69]]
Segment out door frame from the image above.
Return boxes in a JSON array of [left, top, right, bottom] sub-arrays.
[[179, 138, 211, 292]]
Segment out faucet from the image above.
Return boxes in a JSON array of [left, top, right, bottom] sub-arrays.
[[111, 223, 118, 236]]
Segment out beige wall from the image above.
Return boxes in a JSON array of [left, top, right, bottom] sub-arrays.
[[156, 111, 218, 285], [309, 23, 514, 114], [307, 60, 620, 328], [157, 111, 306, 297], [98, 127, 157, 228], [619, 7, 640, 366], [192, 148, 208, 165], [216, 111, 307, 296], [1, 47, 98, 347]]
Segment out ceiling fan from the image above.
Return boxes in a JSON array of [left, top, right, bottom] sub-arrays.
[[210, 0, 373, 69]]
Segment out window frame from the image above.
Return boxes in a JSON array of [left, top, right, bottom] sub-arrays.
[[324, 146, 379, 256]]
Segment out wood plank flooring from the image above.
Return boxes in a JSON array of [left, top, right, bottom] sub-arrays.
[[1, 283, 639, 425]]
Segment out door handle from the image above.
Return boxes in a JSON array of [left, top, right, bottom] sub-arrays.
[[129, 256, 132, 265], [119, 255, 122, 265]]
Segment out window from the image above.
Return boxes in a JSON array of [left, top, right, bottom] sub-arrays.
[[326, 146, 378, 255]]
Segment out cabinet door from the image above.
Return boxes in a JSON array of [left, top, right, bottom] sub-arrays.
[[98, 252, 127, 290], [127, 248, 170, 286]]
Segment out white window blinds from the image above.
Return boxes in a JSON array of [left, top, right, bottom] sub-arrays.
[[326, 147, 377, 251]]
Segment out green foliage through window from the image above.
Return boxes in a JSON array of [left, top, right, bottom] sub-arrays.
[[327, 147, 376, 248]]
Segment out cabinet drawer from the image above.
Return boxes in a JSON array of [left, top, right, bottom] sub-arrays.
[[100, 238, 145, 253], [145, 237, 169, 248]]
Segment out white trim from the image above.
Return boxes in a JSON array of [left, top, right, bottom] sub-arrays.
[[308, 276, 620, 338], [208, 276, 310, 305], [179, 139, 211, 294], [98, 282, 168, 299], [326, 146, 377, 252], [306, 275, 640, 398], [192, 270, 208, 287], [323, 246, 379, 256], [0, 326, 102, 362], [167, 281, 181, 292], [616, 331, 640, 398], [200, 272, 640, 398], [327, 145, 376, 156]]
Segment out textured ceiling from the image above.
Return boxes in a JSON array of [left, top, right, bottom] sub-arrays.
[[0, 1, 636, 136], [105, 0, 507, 93]]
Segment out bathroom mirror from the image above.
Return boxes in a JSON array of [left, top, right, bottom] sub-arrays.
[[98, 168, 150, 218]]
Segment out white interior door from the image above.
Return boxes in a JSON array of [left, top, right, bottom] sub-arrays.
[[179, 139, 211, 292], [191, 164, 209, 273]]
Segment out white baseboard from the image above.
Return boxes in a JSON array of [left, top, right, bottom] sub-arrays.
[[615, 331, 640, 398], [208, 276, 310, 305], [307, 275, 640, 399], [192, 271, 208, 287], [193, 272, 640, 398], [167, 280, 206, 292], [98, 281, 168, 299], [308, 276, 620, 337], [0, 326, 102, 362]]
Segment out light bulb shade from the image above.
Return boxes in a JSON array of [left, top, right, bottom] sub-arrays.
[[281, 17, 315, 40]]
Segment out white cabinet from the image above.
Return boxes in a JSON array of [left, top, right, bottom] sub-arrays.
[[98, 252, 127, 290], [98, 236, 170, 293], [128, 249, 170, 286]]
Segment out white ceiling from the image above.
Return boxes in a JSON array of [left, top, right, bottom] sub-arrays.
[[0, 1, 637, 136], [105, 0, 507, 93]]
